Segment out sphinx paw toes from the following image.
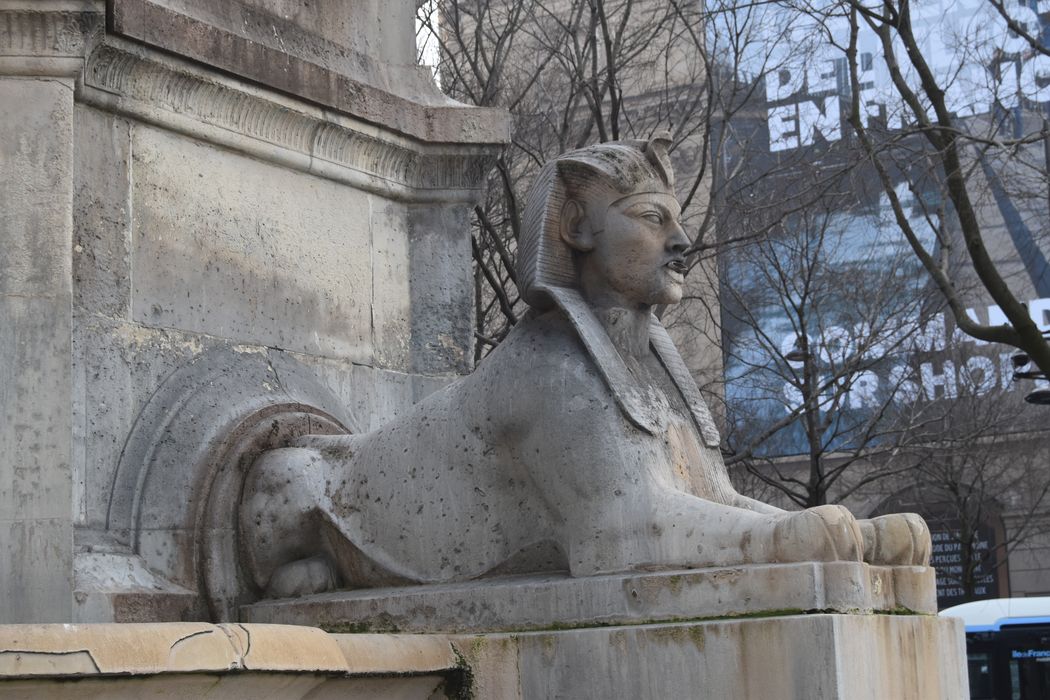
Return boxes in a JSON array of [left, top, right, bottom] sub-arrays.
[[773, 505, 863, 563], [863, 513, 931, 566]]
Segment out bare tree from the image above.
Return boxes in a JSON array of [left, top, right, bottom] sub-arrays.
[[716, 163, 950, 507]]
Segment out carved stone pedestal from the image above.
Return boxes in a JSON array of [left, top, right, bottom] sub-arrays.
[[241, 562, 937, 633]]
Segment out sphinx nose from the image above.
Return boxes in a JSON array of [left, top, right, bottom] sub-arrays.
[[667, 222, 689, 255]]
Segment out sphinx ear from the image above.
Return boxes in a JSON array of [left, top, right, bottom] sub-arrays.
[[559, 199, 594, 252]]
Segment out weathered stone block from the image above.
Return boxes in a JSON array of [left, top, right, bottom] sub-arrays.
[[0, 79, 74, 298], [0, 76, 75, 623], [0, 300, 72, 522], [0, 518, 71, 624], [455, 614, 968, 699], [73, 105, 132, 318], [297, 353, 439, 432], [130, 125, 375, 361], [370, 198, 411, 369], [107, 0, 508, 143], [72, 317, 210, 529], [408, 202, 474, 374]]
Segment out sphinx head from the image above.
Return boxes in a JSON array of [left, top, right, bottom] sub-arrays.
[[519, 136, 689, 310]]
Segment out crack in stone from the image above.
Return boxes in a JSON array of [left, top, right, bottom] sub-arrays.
[[216, 624, 246, 670], [236, 623, 252, 658], [168, 628, 213, 650]]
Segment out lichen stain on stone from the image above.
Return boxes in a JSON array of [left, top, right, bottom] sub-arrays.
[[538, 633, 557, 664], [435, 333, 465, 362], [231, 344, 268, 356], [607, 629, 628, 655], [687, 625, 706, 652], [708, 568, 744, 584], [112, 322, 203, 356]]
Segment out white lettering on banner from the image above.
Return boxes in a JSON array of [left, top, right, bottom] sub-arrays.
[[1000, 4, 1041, 55], [962, 355, 998, 395], [773, 297, 1050, 411], [782, 378, 833, 412], [857, 87, 881, 128], [922, 360, 957, 400], [783, 382, 802, 412], [929, 524, 1000, 602], [766, 66, 805, 102], [798, 97, 841, 146], [1019, 54, 1050, 103], [945, 63, 993, 118], [888, 365, 923, 403], [1029, 297, 1050, 331], [758, 1, 1050, 151], [988, 303, 1009, 327], [849, 371, 879, 408], [957, 308, 985, 346], [995, 61, 1020, 111], [768, 104, 799, 151], [912, 320, 946, 353], [817, 325, 853, 363], [805, 51, 838, 94]]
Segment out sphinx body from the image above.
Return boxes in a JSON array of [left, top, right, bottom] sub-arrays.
[[240, 137, 930, 598], [241, 309, 897, 596]]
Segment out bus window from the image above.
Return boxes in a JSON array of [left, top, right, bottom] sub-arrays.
[[967, 651, 993, 699], [1008, 655, 1050, 699], [1004, 629, 1050, 700]]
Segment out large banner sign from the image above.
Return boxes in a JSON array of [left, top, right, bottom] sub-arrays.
[[724, 289, 1050, 457], [758, 0, 1050, 152], [719, 0, 1050, 457]]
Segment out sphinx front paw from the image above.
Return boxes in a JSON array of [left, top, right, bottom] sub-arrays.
[[771, 505, 864, 563], [263, 556, 337, 598], [859, 513, 931, 566]]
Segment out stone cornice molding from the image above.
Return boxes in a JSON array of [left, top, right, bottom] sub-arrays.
[[1, 1, 506, 199], [79, 39, 500, 202], [0, 2, 104, 76], [108, 0, 509, 145]]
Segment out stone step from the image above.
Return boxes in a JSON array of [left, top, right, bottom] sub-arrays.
[[0, 623, 463, 699]]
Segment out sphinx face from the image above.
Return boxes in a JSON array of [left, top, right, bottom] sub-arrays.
[[580, 190, 690, 308]]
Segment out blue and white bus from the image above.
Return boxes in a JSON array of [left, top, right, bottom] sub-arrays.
[[940, 597, 1050, 699]]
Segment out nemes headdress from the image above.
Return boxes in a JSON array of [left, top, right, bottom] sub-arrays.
[[516, 136, 720, 447], [518, 136, 674, 309]]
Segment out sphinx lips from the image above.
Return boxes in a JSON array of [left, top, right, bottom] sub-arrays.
[[665, 259, 687, 281]]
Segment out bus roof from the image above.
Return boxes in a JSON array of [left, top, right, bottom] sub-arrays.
[[939, 597, 1050, 632]]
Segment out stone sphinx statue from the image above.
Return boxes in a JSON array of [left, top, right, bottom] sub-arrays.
[[240, 137, 931, 599]]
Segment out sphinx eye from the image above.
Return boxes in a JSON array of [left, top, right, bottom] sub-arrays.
[[640, 211, 663, 224]]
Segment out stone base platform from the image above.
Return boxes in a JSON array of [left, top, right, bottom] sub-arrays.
[[0, 615, 966, 699], [453, 613, 969, 699], [242, 561, 936, 633]]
